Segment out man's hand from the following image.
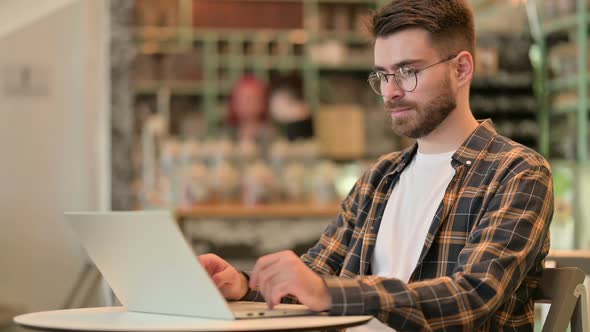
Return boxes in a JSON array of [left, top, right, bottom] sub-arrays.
[[250, 250, 331, 312], [198, 253, 248, 300]]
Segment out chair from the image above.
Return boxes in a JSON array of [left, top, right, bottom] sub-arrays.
[[535, 267, 588, 332]]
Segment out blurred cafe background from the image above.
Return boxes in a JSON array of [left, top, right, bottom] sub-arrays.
[[0, 0, 588, 330]]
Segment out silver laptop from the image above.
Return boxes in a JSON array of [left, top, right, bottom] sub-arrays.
[[64, 211, 313, 320]]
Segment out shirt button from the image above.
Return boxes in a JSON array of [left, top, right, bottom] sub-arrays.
[[466, 161, 472, 165]]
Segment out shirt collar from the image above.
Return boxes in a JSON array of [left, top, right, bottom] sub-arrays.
[[390, 119, 497, 174], [452, 119, 497, 167], [390, 144, 418, 174]]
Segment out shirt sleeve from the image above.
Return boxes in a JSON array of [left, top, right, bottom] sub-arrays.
[[239, 175, 365, 303], [323, 165, 553, 331]]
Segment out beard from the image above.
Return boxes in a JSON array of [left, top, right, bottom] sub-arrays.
[[385, 78, 457, 139]]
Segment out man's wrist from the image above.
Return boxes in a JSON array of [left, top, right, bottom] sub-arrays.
[[318, 275, 332, 311], [238, 271, 251, 300]]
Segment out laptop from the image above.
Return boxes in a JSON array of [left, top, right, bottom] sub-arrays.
[[64, 211, 313, 320]]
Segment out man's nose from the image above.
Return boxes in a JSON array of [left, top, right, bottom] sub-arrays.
[[381, 78, 404, 101]]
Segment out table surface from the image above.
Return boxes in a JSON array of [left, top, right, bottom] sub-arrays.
[[14, 306, 372, 332]]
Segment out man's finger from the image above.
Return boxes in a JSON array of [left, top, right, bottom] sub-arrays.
[[197, 255, 209, 269], [250, 253, 284, 289], [270, 282, 290, 309], [264, 282, 274, 310], [256, 266, 283, 292], [260, 269, 291, 309], [198, 254, 224, 275], [219, 282, 237, 299], [212, 272, 230, 288], [211, 266, 235, 288], [260, 269, 283, 308]]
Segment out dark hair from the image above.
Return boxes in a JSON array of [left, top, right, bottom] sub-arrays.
[[369, 0, 475, 58], [270, 73, 304, 101]]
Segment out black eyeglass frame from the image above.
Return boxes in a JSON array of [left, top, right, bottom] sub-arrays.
[[368, 54, 458, 95]]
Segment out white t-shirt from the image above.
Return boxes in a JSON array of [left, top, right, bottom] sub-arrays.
[[349, 150, 456, 332]]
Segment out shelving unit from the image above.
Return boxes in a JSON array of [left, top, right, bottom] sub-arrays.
[[134, 0, 540, 144], [529, 0, 588, 160], [134, 0, 385, 138], [469, 33, 539, 149], [136, 29, 309, 134], [177, 203, 340, 220], [527, 0, 589, 248], [132, 0, 547, 213]]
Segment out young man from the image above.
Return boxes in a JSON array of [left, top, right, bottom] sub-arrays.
[[199, 1, 553, 330]]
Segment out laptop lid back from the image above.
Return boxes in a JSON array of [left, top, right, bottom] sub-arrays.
[[64, 211, 234, 320]]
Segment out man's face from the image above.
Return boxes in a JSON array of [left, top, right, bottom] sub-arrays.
[[234, 84, 265, 121], [373, 28, 457, 139]]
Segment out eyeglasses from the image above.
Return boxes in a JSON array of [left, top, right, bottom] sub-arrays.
[[367, 54, 457, 95]]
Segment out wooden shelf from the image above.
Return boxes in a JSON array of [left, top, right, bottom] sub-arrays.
[[548, 75, 590, 93], [176, 203, 341, 220], [135, 81, 205, 95], [313, 61, 372, 71], [312, 31, 372, 43], [553, 104, 590, 115], [547, 249, 590, 274], [543, 12, 590, 35], [312, 0, 376, 3], [471, 73, 533, 90]]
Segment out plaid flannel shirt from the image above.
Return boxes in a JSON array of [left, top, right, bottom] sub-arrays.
[[244, 120, 553, 331]]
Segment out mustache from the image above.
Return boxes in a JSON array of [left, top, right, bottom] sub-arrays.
[[384, 100, 417, 110]]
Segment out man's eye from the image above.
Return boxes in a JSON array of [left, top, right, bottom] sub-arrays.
[[376, 72, 389, 80], [399, 67, 417, 76]]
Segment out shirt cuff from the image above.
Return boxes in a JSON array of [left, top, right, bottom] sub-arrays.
[[238, 271, 264, 302], [323, 276, 365, 315], [237, 271, 300, 303], [239, 288, 263, 301]]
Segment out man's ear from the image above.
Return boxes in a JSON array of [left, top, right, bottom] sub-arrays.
[[454, 51, 474, 88]]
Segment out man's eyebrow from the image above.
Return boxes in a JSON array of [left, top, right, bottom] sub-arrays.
[[373, 59, 424, 72]]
